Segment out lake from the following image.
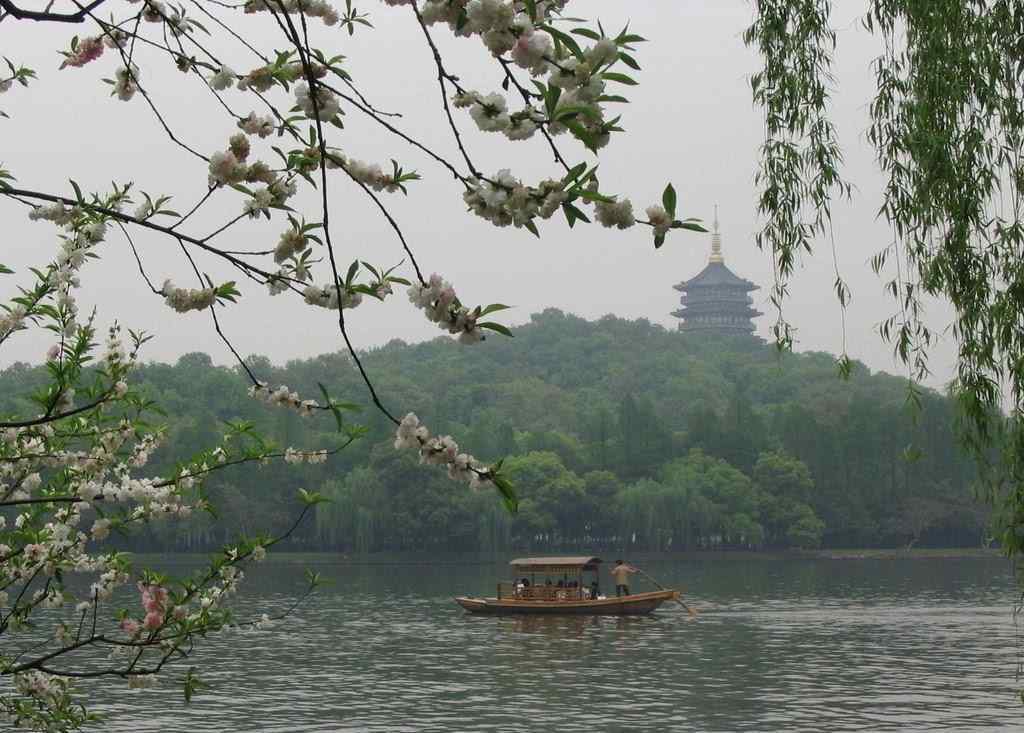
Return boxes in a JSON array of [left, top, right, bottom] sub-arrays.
[[77, 553, 1020, 731]]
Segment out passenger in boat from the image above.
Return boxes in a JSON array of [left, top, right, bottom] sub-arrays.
[[611, 559, 636, 597], [589, 580, 600, 600]]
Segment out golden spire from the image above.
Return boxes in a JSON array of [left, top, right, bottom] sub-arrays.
[[709, 204, 724, 264]]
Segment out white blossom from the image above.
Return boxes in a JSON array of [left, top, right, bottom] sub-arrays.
[[468, 92, 511, 132], [275, 227, 308, 263], [208, 150, 248, 186], [393, 413, 490, 491], [595, 198, 636, 230], [161, 280, 217, 313], [406, 273, 486, 344], [302, 283, 363, 311], [645, 204, 672, 237], [238, 111, 276, 138], [295, 82, 341, 122], [112, 65, 140, 101], [209, 65, 236, 90], [248, 383, 319, 415]]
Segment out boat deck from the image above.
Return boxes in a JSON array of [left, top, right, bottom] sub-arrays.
[[455, 589, 678, 616]]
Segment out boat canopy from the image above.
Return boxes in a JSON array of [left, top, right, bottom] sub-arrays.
[[510, 556, 602, 573]]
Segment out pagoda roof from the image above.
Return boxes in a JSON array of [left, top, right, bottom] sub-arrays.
[[674, 261, 759, 292]]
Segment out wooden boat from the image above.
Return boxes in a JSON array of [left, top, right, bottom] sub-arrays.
[[455, 556, 680, 616]]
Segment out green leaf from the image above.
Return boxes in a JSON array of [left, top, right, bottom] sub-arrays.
[[554, 104, 601, 122], [673, 221, 708, 233], [662, 183, 677, 219], [902, 444, 922, 463], [344, 260, 359, 286], [541, 24, 585, 60], [560, 161, 587, 186], [183, 668, 206, 704], [317, 382, 332, 406], [561, 201, 591, 227], [565, 120, 597, 152], [544, 84, 562, 118], [215, 282, 241, 303], [478, 322, 513, 337], [492, 474, 519, 514], [618, 52, 641, 71], [298, 488, 329, 506], [305, 568, 327, 588], [479, 303, 511, 317], [602, 72, 638, 86], [578, 189, 615, 204], [617, 33, 647, 45]]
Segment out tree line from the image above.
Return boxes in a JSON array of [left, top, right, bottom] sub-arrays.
[[0, 309, 990, 552]]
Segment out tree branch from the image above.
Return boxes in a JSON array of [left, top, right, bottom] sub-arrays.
[[0, 0, 108, 23]]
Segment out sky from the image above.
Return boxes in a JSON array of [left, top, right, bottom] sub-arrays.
[[0, 1, 958, 388]]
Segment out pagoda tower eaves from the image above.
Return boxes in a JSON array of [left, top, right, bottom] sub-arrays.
[[671, 209, 762, 336]]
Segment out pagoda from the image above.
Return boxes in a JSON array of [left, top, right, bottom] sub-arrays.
[[672, 210, 762, 335]]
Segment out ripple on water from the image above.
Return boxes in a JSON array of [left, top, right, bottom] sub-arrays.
[[54, 555, 1020, 732]]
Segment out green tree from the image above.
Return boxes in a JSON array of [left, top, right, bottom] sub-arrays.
[[753, 450, 825, 548], [746, 2, 1024, 555], [504, 452, 586, 546]]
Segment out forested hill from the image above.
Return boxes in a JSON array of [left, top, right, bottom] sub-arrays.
[[0, 309, 988, 552]]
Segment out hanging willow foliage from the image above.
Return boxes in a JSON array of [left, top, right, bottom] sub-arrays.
[[746, 1, 1024, 554]]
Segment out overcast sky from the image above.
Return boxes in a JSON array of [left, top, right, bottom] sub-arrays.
[[0, 1, 957, 388]]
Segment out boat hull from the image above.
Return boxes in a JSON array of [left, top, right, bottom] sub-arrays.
[[455, 589, 678, 616]]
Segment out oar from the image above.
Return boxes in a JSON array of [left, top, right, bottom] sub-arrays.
[[634, 567, 698, 617]]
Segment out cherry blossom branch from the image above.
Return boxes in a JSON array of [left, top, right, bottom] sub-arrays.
[[6, 502, 319, 679], [0, 390, 113, 429], [4, 188, 279, 286], [497, 56, 571, 172], [270, 1, 400, 425], [412, 3, 482, 179], [323, 79, 470, 184], [117, 220, 160, 294], [0, 0, 108, 23], [88, 11, 209, 163], [190, 0, 269, 63]]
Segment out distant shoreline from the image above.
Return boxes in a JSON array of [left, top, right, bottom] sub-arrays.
[[802, 547, 1003, 560], [126, 547, 1008, 563]]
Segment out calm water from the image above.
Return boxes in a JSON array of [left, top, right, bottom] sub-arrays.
[[74, 554, 1021, 731]]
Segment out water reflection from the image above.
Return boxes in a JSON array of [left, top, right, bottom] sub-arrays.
[[494, 613, 660, 638], [65, 554, 1020, 732]]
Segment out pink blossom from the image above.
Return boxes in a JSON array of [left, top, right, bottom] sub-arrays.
[[143, 610, 163, 630], [139, 583, 168, 614], [120, 618, 141, 635], [24, 543, 46, 563], [61, 37, 105, 69]]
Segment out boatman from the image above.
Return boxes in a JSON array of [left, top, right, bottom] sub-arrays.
[[610, 559, 636, 597]]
